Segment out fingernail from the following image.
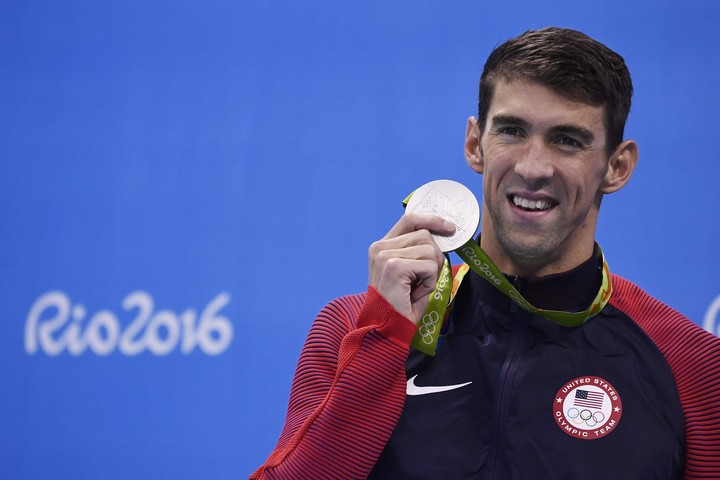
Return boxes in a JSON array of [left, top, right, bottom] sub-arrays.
[[442, 219, 456, 231]]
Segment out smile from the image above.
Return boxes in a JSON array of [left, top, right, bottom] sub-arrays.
[[511, 195, 555, 212]]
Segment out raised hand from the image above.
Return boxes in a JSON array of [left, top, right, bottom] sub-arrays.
[[368, 213, 456, 324]]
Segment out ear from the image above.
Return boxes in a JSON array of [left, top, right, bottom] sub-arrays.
[[600, 139, 639, 194], [465, 117, 484, 174]]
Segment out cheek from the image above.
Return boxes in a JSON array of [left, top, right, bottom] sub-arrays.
[[480, 146, 514, 179], [567, 168, 606, 203], [480, 161, 502, 193], [481, 165, 511, 212]]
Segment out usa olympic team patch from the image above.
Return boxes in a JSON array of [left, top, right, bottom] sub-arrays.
[[553, 376, 622, 440]]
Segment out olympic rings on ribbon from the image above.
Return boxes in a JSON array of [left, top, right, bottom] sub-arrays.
[[418, 311, 440, 345]]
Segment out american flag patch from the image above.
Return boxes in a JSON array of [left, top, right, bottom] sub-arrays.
[[573, 389, 604, 409]]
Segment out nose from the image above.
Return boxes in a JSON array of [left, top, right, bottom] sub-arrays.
[[514, 138, 553, 186]]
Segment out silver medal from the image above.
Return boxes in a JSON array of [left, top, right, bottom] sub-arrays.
[[405, 179, 480, 253]]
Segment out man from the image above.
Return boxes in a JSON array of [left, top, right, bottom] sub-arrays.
[[252, 28, 720, 479]]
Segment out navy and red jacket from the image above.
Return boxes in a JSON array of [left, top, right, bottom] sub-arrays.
[[252, 256, 720, 479]]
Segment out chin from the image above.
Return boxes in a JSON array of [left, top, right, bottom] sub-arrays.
[[503, 235, 556, 257], [499, 236, 561, 268]]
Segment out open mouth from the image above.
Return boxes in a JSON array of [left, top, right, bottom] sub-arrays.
[[511, 195, 556, 212]]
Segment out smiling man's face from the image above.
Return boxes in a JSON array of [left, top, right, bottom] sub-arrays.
[[465, 79, 614, 276]]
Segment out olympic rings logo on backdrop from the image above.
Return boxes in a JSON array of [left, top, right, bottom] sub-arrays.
[[418, 311, 440, 344], [24, 291, 233, 357], [703, 294, 720, 337]]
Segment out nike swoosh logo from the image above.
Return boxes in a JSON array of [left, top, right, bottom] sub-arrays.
[[406, 374, 472, 396]]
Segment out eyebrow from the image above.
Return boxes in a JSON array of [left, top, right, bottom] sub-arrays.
[[491, 114, 596, 145], [548, 125, 595, 145], [491, 114, 530, 130]]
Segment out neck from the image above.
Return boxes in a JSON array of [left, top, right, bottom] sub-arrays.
[[478, 232, 596, 278], [473, 248, 603, 313]]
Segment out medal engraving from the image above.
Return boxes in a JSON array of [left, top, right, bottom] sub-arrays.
[[405, 180, 480, 252]]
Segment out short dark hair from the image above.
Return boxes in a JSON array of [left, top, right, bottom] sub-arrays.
[[478, 27, 633, 154]]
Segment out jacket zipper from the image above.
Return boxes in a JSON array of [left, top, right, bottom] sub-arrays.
[[485, 282, 527, 480]]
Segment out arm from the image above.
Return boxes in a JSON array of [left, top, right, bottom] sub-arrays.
[[252, 213, 453, 479], [662, 323, 720, 479], [610, 275, 720, 479], [250, 288, 416, 479]]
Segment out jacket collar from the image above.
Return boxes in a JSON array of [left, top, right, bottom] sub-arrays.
[[450, 249, 603, 331]]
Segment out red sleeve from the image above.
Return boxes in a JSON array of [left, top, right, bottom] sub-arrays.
[[250, 286, 417, 479], [609, 275, 720, 479]]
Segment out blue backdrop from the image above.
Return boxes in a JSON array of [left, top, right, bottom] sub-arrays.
[[2, 1, 719, 478]]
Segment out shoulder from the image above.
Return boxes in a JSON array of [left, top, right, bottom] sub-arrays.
[[609, 274, 720, 476], [608, 274, 716, 352]]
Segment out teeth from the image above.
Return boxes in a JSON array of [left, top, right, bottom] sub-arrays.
[[513, 196, 552, 211]]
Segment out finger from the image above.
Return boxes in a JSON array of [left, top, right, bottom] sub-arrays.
[[370, 229, 439, 261], [370, 242, 445, 284], [372, 257, 443, 320], [383, 213, 456, 241], [409, 267, 442, 303]]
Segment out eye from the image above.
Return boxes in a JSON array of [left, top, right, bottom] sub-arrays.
[[555, 135, 582, 148], [498, 126, 521, 136]]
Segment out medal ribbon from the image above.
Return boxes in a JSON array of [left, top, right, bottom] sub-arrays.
[[403, 194, 613, 356]]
